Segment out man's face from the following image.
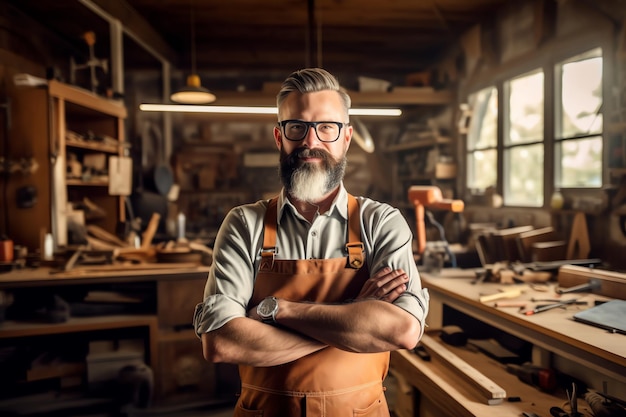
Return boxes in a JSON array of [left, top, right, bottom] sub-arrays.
[[274, 91, 353, 202]]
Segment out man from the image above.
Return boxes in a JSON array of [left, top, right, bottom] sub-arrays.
[[193, 68, 429, 416]]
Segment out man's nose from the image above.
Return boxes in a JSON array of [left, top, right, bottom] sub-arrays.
[[302, 125, 320, 146]]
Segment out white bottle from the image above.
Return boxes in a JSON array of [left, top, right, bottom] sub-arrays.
[[550, 189, 564, 210], [177, 212, 186, 241], [43, 233, 54, 260]]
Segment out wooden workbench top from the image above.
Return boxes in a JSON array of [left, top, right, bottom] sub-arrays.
[[0, 264, 211, 288], [420, 270, 626, 373]]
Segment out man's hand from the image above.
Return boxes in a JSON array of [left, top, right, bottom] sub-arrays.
[[356, 267, 408, 302]]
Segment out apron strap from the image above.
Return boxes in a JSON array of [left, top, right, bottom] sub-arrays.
[[260, 194, 365, 270], [260, 197, 279, 270], [346, 194, 364, 269]]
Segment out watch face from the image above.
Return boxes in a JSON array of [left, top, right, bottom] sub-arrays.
[[258, 297, 277, 318]]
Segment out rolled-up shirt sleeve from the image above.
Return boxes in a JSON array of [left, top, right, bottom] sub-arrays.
[[359, 197, 430, 337], [193, 201, 267, 336]]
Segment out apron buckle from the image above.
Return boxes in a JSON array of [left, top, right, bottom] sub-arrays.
[[346, 242, 364, 269], [260, 247, 277, 270]]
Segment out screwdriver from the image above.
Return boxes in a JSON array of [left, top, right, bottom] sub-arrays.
[[524, 298, 579, 315]]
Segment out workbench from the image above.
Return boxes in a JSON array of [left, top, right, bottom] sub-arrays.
[[390, 269, 626, 417], [0, 264, 215, 414]]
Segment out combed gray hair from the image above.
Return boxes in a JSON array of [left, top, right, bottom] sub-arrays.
[[276, 68, 351, 117]]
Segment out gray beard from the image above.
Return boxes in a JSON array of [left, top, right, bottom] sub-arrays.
[[279, 148, 346, 203]]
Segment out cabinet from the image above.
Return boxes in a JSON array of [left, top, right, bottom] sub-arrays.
[[7, 81, 127, 251], [0, 266, 217, 415]]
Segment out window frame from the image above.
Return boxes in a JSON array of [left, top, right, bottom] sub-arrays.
[[460, 30, 613, 208]]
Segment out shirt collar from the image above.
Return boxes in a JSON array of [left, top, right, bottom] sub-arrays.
[[277, 184, 348, 222]]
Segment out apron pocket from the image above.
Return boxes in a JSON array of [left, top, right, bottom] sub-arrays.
[[353, 390, 389, 417], [234, 404, 263, 417]]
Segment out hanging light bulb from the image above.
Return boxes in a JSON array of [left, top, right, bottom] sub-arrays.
[[171, 74, 215, 104], [170, 4, 216, 104]]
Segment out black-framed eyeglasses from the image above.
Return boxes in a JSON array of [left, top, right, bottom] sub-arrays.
[[278, 120, 349, 142]]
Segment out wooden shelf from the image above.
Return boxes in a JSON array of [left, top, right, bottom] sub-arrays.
[[48, 80, 127, 118], [384, 136, 452, 153], [66, 138, 120, 154], [0, 314, 158, 339], [8, 80, 127, 250], [66, 178, 109, 186]]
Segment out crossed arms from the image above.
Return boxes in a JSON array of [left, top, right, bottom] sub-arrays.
[[201, 267, 422, 367]]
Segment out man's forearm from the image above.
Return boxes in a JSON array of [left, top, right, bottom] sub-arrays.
[[202, 317, 326, 366], [275, 299, 421, 353]]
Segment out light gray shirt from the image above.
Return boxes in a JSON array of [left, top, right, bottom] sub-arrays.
[[194, 185, 429, 336]]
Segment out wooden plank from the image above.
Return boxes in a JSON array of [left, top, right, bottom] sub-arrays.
[[419, 334, 506, 404], [558, 265, 626, 299], [566, 212, 590, 260], [516, 226, 558, 262], [490, 226, 534, 262], [48, 80, 127, 118]]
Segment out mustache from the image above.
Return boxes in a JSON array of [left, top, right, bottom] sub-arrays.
[[285, 147, 332, 164]]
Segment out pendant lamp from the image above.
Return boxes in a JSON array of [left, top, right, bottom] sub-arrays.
[[170, 5, 216, 104]]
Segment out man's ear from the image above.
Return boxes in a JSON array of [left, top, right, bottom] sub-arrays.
[[344, 124, 353, 150], [273, 125, 282, 149]]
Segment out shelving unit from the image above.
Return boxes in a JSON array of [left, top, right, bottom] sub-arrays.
[[7, 81, 128, 250], [385, 125, 457, 210], [0, 266, 216, 413]]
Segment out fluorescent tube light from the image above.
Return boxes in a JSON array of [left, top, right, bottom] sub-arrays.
[[139, 103, 402, 117]]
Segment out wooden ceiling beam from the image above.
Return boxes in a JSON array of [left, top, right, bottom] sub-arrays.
[[86, 0, 180, 66]]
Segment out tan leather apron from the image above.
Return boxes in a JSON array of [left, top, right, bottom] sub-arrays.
[[234, 194, 391, 417]]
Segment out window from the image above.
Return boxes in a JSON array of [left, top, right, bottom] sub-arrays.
[[555, 48, 603, 188], [504, 70, 545, 207], [466, 87, 498, 192], [464, 46, 605, 208]]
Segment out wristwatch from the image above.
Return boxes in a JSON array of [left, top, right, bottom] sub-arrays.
[[257, 296, 279, 324]]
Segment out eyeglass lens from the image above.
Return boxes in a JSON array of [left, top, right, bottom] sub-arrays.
[[283, 121, 342, 142]]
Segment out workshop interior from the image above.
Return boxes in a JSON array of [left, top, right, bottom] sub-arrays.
[[0, 0, 625, 416]]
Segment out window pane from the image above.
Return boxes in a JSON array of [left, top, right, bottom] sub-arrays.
[[557, 137, 603, 188], [467, 87, 498, 150], [557, 49, 603, 138], [507, 71, 544, 145], [467, 149, 497, 190], [504, 144, 544, 207]]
